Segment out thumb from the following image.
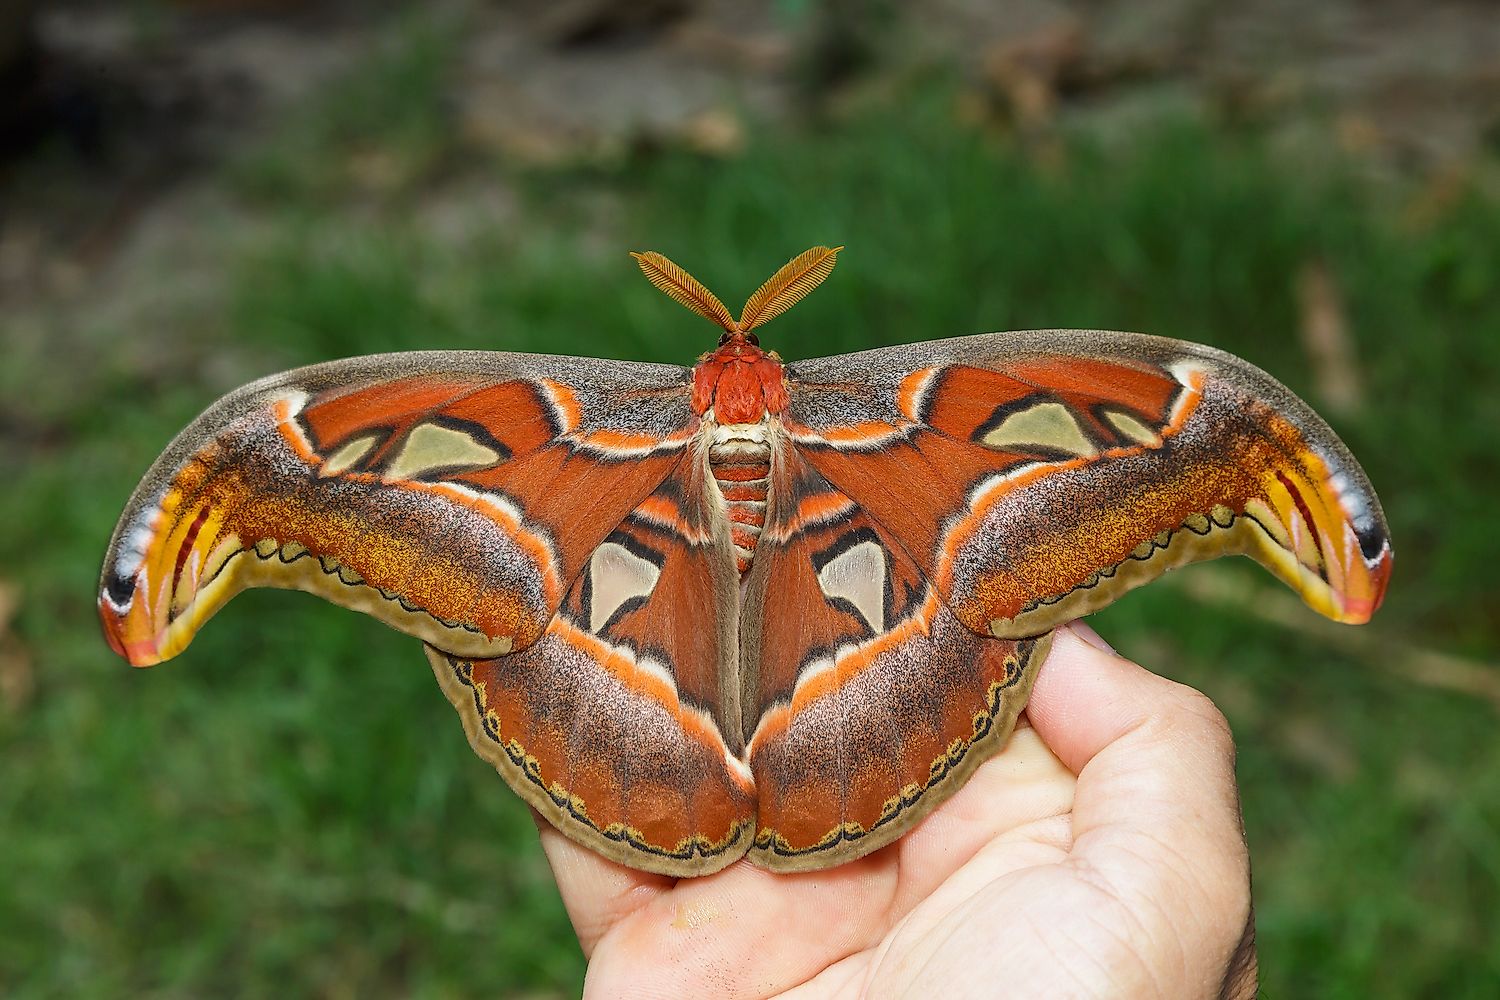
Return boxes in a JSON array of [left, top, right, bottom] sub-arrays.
[[1026, 623, 1234, 776], [1026, 624, 1257, 996]]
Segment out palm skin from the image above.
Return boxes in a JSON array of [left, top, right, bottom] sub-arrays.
[[539, 626, 1258, 999]]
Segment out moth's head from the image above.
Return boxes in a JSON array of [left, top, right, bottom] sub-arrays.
[[706, 330, 773, 368]]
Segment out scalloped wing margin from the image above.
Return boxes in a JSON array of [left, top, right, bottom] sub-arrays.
[[739, 438, 1052, 871], [426, 446, 756, 876]]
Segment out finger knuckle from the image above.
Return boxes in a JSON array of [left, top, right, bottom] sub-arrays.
[[1158, 683, 1236, 751]]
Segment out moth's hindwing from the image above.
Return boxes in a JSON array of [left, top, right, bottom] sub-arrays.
[[741, 439, 1052, 870], [428, 447, 756, 876]]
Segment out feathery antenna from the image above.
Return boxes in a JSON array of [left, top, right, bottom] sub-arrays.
[[738, 246, 842, 332], [629, 251, 736, 332], [630, 246, 842, 335]]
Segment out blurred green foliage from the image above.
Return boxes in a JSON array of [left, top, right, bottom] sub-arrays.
[[232, 12, 460, 205], [3, 14, 1499, 999]]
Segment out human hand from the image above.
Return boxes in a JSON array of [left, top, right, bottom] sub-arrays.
[[537, 625, 1257, 999]]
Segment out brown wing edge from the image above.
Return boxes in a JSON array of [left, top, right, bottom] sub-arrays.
[[425, 646, 757, 877], [747, 631, 1052, 873]]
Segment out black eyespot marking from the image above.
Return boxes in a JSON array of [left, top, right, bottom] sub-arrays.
[[1354, 518, 1387, 561], [105, 572, 136, 605]]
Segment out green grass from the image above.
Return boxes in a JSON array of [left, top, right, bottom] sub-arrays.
[[4, 35, 1500, 999]]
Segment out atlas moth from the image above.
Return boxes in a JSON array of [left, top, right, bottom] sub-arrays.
[[99, 245, 1392, 876]]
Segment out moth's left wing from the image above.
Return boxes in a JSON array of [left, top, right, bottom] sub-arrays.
[[781, 330, 1392, 640], [99, 351, 697, 665]]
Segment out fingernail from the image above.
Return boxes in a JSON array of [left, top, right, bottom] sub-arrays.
[[1067, 621, 1116, 655]]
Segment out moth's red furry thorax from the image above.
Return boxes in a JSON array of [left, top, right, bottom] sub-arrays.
[[691, 338, 788, 423]]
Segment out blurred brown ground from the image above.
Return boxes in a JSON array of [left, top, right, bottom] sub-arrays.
[[3, 0, 1499, 319]]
